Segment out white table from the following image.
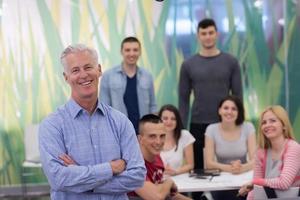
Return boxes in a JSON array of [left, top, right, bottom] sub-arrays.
[[171, 171, 253, 192]]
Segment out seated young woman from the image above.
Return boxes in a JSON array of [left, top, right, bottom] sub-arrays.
[[204, 95, 256, 200], [239, 105, 300, 200], [158, 104, 195, 176]]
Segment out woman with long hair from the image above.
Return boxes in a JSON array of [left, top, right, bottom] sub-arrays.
[[158, 104, 195, 176], [239, 105, 300, 199]]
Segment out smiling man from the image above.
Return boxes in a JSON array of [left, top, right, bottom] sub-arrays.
[[128, 114, 191, 200], [38, 44, 146, 200], [100, 37, 157, 133], [178, 18, 243, 171]]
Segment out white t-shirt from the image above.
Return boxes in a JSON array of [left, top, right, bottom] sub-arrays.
[[160, 130, 195, 170]]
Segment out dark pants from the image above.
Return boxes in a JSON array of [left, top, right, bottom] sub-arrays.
[[190, 123, 210, 200], [211, 190, 246, 200], [190, 123, 209, 170]]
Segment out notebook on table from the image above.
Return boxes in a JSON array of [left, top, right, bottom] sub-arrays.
[[189, 169, 220, 179]]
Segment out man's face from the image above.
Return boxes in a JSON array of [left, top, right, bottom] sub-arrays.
[[139, 122, 166, 157], [63, 51, 101, 102], [197, 26, 218, 50], [121, 42, 141, 66]]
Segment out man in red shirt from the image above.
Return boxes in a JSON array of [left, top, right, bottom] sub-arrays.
[[129, 114, 191, 200]]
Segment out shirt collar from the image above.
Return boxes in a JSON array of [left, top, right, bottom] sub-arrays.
[[117, 64, 141, 75], [67, 98, 105, 118]]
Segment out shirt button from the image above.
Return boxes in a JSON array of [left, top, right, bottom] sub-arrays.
[[94, 145, 97, 148]]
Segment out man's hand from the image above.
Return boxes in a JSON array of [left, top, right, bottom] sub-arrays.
[[59, 154, 126, 175], [170, 181, 178, 196], [110, 159, 126, 175], [59, 154, 77, 166]]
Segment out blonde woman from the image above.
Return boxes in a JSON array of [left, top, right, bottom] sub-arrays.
[[239, 105, 300, 199]]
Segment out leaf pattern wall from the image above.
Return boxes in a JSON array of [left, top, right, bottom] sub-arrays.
[[0, 0, 299, 185]]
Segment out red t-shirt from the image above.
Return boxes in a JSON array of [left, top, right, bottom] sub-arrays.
[[128, 155, 165, 197]]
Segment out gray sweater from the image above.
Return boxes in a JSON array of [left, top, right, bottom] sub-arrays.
[[178, 52, 243, 127]]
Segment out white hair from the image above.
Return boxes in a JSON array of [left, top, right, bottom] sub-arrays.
[[60, 44, 98, 70]]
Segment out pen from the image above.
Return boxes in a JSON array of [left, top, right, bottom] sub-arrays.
[[236, 193, 242, 197]]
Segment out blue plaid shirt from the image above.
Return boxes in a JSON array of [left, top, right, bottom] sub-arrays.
[[39, 99, 146, 200]]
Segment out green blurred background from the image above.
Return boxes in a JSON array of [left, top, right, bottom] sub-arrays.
[[0, 0, 299, 185]]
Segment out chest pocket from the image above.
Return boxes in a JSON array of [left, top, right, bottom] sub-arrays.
[[110, 75, 124, 89]]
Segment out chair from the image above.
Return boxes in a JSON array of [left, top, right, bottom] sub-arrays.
[[23, 124, 41, 167], [21, 124, 49, 197]]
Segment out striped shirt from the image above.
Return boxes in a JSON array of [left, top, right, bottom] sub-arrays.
[[254, 139, 300, 188], [247, 139, 300, 200], [39, 99, 146, 200]]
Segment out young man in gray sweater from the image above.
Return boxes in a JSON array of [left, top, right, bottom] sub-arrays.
[[178, 18, 243, 170]]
